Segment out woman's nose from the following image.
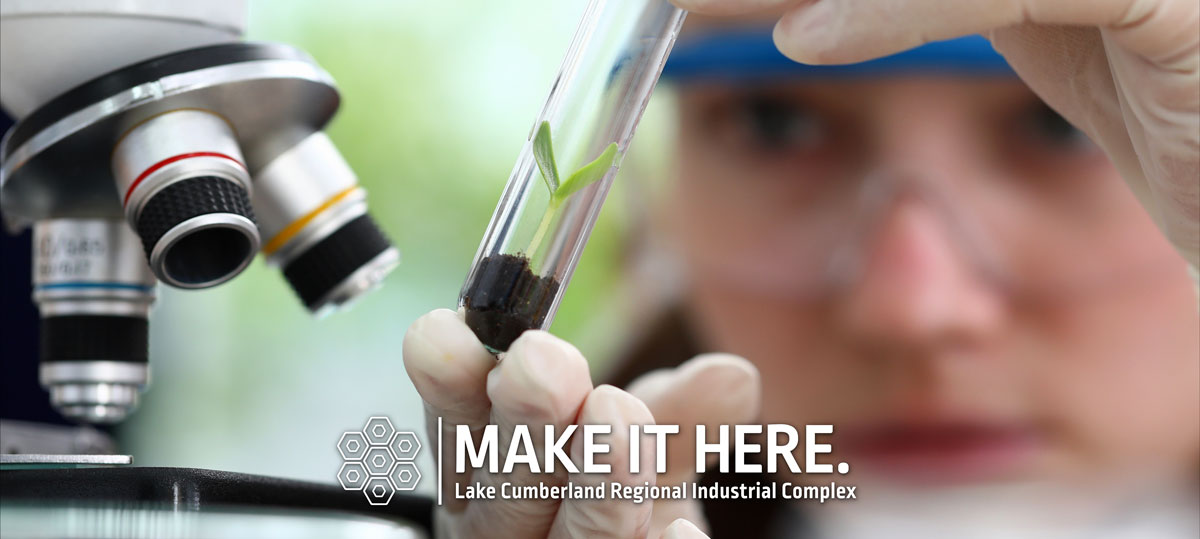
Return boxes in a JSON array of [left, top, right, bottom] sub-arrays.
[[832, 194, 1006, 353]]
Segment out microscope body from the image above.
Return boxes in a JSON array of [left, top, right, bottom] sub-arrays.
[[0, 4, 432, 536], [0, 0, 398, 424]]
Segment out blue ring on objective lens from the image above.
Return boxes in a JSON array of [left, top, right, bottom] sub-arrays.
[[662, 31, 1015, 82], [35, 282, 154, 292]]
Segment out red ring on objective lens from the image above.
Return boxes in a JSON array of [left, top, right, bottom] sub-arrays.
[[124, 152, 245, 207]]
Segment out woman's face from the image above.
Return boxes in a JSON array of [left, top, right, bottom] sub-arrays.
[[666, 77, 1199, 487]]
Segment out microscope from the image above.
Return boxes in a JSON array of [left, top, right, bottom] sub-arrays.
[[0, 1, 427, 536]]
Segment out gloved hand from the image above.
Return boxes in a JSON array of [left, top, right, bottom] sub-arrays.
[[676, 0, 1200, 289], [402, 308, 761, 539]]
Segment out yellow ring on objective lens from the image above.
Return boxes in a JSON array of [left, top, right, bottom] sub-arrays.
[[262, 185, 361, 256]]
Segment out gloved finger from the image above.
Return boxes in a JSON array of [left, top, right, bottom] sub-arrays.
[[670, 0, 793, 16], [649, 499, 710, 539], [989, 21, 1200, 276], [660, 518, 712, 539], [550, 385, 656, 539], [627, 353, 761, 487], [456, 330, 594, 538], [628, 354, 759, 539], [402, 308, 496, 513], [770, 0, 1192, 66]]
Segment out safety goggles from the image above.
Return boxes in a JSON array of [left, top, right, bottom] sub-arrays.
[[662, 32, 1183, 301]]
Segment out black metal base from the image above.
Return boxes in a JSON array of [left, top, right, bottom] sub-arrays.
[[0, 466, 433, 533]]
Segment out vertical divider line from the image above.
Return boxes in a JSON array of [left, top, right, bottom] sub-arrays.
[[437, 416, 443, 506]]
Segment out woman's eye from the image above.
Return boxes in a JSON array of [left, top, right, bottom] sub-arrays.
[[1025, 103, 1093, 150], [732, 95, 821, 152]]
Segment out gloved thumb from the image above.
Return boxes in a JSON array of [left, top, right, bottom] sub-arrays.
[[626, 353, 762, 486]]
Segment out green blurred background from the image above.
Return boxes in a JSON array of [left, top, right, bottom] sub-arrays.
[[119, 0, 675, 495]]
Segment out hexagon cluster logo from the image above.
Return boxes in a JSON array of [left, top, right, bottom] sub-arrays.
[[337, 416, 422, 505]]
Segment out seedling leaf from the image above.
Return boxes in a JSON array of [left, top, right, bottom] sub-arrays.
[[532, 121, 559, 193], [555, 142, 618, 203], [526, 124, 621, 256]]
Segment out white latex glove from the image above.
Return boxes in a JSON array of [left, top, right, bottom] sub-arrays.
[[402, 309, 761, 539], [677, 0, 1200, 292]]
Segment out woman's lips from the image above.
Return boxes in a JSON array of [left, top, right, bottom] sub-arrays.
[[836, 423, 1041, 484]]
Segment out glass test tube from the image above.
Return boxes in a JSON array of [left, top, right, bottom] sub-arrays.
[[459, 0, 686, 353]]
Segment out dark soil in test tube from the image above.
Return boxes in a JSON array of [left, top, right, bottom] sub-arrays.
[[463, 253, 560, 353]]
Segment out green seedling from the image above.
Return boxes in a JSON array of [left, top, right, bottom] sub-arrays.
[[527, 121, 618, 255]]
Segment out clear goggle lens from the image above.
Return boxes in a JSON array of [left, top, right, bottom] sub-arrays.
[[672, 167, 1184, 301]]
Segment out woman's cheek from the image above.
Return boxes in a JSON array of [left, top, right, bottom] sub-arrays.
[[1031, 268, 1200, 480]]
